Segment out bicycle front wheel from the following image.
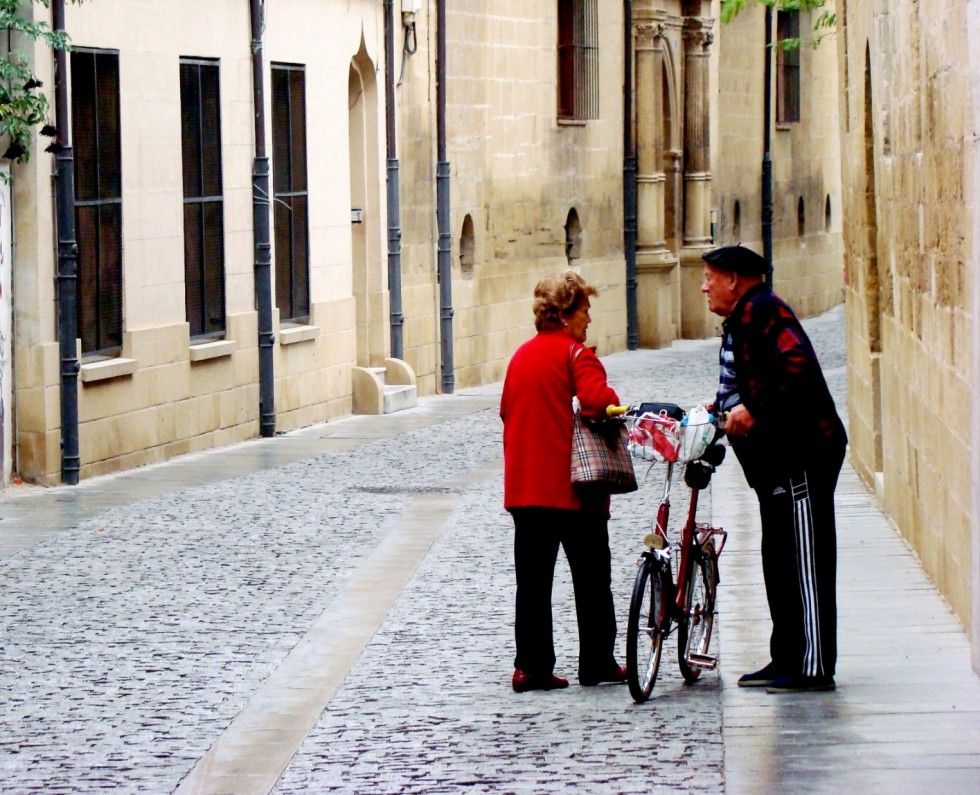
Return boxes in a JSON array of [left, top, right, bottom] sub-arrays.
[[677, 548, 717, 684], [626, 556, 670, 703]]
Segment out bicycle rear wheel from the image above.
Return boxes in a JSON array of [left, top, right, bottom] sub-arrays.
[[677, 547, 717, 683], [626, 556, 671, 703]]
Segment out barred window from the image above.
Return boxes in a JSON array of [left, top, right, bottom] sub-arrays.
[[776, 10, 801, 124], [557, 0, 599, 120], [180, 58, 226, 338], [271, 63, 310, 322], [71, 49, 123, 356]]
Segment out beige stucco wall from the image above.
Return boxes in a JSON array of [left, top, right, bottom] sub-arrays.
[[396, 1, 628, 396], [13, 0, 384, 483], [839, 1, 975, 634], [712, 2, 843, 330]]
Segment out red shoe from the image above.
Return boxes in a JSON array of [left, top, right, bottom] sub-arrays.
[[512, 669, 570, 693], [579, 664, 628, 687]]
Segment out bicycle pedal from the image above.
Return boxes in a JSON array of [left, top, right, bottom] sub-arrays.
[[687, 652, 717, 669]]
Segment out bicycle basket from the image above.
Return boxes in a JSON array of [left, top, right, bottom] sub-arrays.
[[626, 410, 682, 463]]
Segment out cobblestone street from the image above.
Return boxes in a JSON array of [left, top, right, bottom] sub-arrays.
[[9, 304, 977, 795]]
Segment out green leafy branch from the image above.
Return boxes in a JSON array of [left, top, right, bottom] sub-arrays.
[[720, 0, 836, 48], [1, 0, 86, 171]]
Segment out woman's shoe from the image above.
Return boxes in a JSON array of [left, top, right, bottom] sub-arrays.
[[579, 663, 628, 687], [512, 669, 570, 693]]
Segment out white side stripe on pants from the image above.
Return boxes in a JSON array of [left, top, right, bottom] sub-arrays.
[[792, 473, 823, 677]]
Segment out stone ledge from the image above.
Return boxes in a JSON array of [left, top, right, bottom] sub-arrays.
[[79, 357, 138, 384], [280, 324, 319, 345], [189, 339, 237, 363]]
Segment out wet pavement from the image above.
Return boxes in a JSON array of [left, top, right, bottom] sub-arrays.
[[1, 304, 978, 794]]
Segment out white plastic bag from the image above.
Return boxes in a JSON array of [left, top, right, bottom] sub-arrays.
[[680, 404, 715, 462]]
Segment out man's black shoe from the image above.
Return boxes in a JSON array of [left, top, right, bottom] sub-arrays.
[[737, 663, 778, 688], [764, 674, 836, 693]]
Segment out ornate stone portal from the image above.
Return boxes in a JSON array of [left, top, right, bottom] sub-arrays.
[[632, 8, 715, 346]]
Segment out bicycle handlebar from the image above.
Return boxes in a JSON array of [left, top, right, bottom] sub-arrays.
[[606, 405, 630, 417]]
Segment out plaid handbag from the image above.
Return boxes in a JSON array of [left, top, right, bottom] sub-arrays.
[[570, 409, 639, 494], [567, 344, 638, 494]]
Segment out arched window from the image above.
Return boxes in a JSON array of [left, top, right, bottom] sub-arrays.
[[459, 214, 475, 278], [732, 199, 741, 241], [824, 194, 832, 232], [797, 196, 805, 237], [565, 208, 582, 263]]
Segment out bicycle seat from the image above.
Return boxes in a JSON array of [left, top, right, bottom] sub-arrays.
[[700, 442, 726, 468]]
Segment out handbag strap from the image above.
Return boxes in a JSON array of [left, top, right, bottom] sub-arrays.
[[567, 342, 584, 397]]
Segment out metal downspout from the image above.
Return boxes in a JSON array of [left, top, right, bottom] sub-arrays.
[[250, 0, 275, 436], [52, 0, 79, 484], [762, 6, 774, 286], [435, 0, 454, 393], [623, 0, 638, 350], [384, 0, 404, 360]]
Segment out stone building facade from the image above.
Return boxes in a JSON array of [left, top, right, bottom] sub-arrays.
[[8, 1, 843, 489], [838, 0, 980, 666]]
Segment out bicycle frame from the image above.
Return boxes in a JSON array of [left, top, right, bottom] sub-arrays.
[[648, 459, 706, 619]]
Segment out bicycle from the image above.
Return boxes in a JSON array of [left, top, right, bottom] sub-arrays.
[[617, 403, 728, 704]]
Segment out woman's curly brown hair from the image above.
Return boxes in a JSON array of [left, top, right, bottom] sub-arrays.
[[532, 270, 599, 332]]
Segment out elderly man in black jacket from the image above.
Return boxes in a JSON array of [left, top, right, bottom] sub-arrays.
[[701, 244, 847, 693]]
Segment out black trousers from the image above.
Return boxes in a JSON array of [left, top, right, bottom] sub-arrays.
[[511, 507, 618, 679], [755, 445, 845, 678]]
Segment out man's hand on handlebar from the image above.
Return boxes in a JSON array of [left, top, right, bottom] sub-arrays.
[[723, 404, 755, 437]]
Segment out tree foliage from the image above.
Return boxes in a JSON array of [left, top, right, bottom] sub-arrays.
[[720, 0, 836, 49], [1, 0, 86, 171]]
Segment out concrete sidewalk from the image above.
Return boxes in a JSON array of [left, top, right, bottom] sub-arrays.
[[1, 308, 979, 792], [714, 452, 980, 794]]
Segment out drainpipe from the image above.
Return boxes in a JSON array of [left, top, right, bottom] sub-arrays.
[[762, 5, 774, 286], [623, 0, 638, 350], [384, 0, 404, 360], [435, 0, 454, 393], [250, 0, 275, 436], [52, 0, 79, 484]]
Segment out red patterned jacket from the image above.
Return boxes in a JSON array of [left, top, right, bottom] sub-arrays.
[[501, 331, 620, 514], [724, 283, 847, 488]]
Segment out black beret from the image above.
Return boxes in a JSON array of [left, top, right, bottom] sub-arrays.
[[701, 244, 767, 275]]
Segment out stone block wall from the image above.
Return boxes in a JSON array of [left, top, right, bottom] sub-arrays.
[[839, 0, 976, 630]]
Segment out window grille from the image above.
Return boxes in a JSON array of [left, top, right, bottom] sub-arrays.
[[557, 0, 599, 120], [180, 59, 226, 338], [776, 10, 801, 124], [71, 49, 123, 355], [271, 63, 311, 322]]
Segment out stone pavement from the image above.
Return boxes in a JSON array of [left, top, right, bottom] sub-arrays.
[[0, 304, 978, 794]]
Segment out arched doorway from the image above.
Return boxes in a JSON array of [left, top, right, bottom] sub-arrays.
[[349, 39, 383, 367]]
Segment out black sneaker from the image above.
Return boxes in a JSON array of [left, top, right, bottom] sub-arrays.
[[764, 674, 836, 693], [737, 663, 778, 688]]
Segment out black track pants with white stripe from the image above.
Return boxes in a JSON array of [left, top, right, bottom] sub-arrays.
[[756, 445, 845, 679]]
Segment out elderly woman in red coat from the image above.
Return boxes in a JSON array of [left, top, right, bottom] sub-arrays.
[[500, 271, 628, 693]]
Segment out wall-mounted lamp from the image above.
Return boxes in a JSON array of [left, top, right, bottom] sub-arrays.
[[402, 0, 419, 56]]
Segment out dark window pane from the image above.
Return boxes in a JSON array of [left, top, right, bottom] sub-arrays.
[[271, 68, 291, 191], [96, 57, 122, 198], [288, 70, 307, 190], [180, 64, 203, 199], [291, 195, 309, 315], [274, 198, 292, 314], [203, 202, 225, 333], [76, 205, 99, 351], [200, 65, 223, 197], [184, 204, 204, 336], [71, 52, 98, 202], [99, 204, 123, 350]]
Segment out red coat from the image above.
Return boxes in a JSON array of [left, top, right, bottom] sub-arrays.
[[500, 330, 620, 513]]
